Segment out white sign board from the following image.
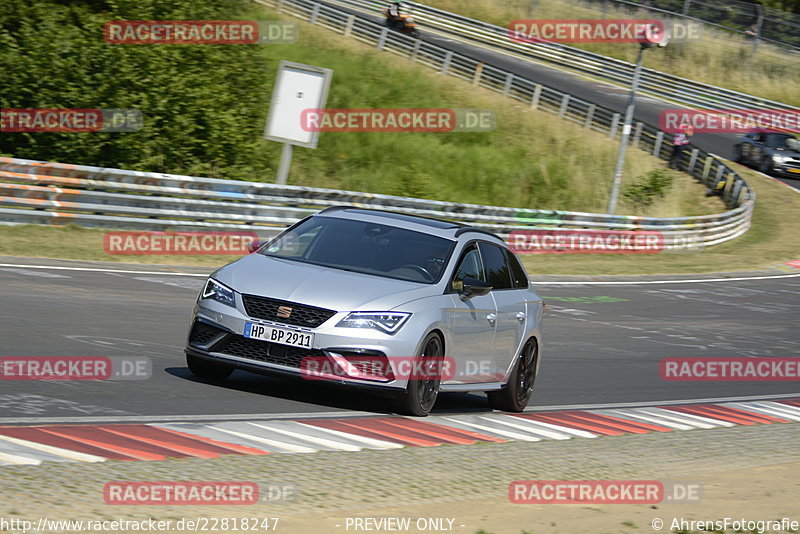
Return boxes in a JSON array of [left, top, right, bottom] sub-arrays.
[[264, 61, 333, 149]]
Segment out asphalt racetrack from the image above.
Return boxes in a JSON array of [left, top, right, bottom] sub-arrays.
[[1, 259, 797, 423]]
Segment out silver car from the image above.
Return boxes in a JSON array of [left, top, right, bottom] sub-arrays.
[[185, 207, 544, 416]]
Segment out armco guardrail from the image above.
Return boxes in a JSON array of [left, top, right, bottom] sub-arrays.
[[327, 0, 800, 114], [0, 156, 751, 249]]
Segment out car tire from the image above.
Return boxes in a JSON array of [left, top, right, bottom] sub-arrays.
[[186, 353, 233, 381], [733, 146, 743, 163], [759, 158, 773, 174], [488, 338, 539, 412], [394, 332, 444, 417]]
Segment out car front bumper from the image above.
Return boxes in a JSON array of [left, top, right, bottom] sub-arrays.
[[185, 298, 423, 392]]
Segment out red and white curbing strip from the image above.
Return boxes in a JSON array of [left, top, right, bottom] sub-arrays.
[[0, 399, 797, 466]]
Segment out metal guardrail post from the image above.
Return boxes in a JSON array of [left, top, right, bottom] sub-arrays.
[[441, 51, 453, 74], [472, 63, 484, 86], [376, 27, 387, 50], [584, 104, 596, 129], [275, 0, 283, 13], [530, 85, 542, 109], [702, 155, 713, 180], [632, 122, 643, 147], [343, 14, 355, 37], [687, 149, 700, 174], [558, 95, 570, 118], [502, 73, 514, 97], [653, 131, 664, 156], [609, 113, 620, 138], [310, 3, 321, 23], [723, 172, 735, 198], [410, 39, 422, 61]]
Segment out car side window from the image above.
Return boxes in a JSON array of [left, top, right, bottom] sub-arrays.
[[478, 242, 513, 290], [505, 249, 530, 289], [453, 244, 484, 285]]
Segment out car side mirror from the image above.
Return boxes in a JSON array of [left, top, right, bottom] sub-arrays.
[[246, 240, 268, 254], [455, 277, 493, 301]]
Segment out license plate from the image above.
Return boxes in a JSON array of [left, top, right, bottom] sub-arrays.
[[243, 322, 313, 348]]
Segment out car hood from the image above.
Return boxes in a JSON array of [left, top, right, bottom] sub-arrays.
[[215, 253, 436, 311]]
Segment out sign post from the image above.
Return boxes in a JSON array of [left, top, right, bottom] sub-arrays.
[[264, 61, 333, 184]]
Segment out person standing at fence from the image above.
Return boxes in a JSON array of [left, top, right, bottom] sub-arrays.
[[669, 125, 693, 169]]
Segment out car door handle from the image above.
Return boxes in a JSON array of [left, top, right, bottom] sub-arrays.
[[516, 312, 527, 321], [486, 313, 496, 325]]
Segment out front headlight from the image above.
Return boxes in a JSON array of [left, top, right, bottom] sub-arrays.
[[772, 154, 791, 163], [201, 278, 236, 308], [336, 312, 411, 334]]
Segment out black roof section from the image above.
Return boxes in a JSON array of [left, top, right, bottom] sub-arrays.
[[318, 206, 504, 240], [319, 206, 465, 230], [454, 226, 504, 240]]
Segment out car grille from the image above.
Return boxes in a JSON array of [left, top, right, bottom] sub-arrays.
[[189, 321, 227, 346], [213, 335, 325, 369], [241, 295, 336, 328]]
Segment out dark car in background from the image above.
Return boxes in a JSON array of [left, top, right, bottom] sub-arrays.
[[734, 129, 800, 177]]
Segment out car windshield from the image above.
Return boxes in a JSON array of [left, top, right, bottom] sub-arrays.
[[261, 216, 456, 284], [764, 133, 796, 148]]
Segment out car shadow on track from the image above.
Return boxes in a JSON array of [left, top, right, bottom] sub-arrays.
[[167, 366, 495, 416]]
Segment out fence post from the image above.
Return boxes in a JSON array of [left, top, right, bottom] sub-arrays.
[[687, 148, 699, 174], [530, 85, 542, 109], [473, 63, 484, 86], [609, 113, 620, 138], [343, 15, 355, 37], [309, 3, 320, 24], [653, 131, 664, 156], [410, 39, 422, 61], [441, 51, 453, 74], [584, 104, 596, 129], [558, 94, 570, 118], [723, 172, 735, 198], [702, 155, 713, 180], [503, 73, 514, 97], [632, 122, 643, 147], [377, 27, 388, 50], [275, 0, 283, 13]]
